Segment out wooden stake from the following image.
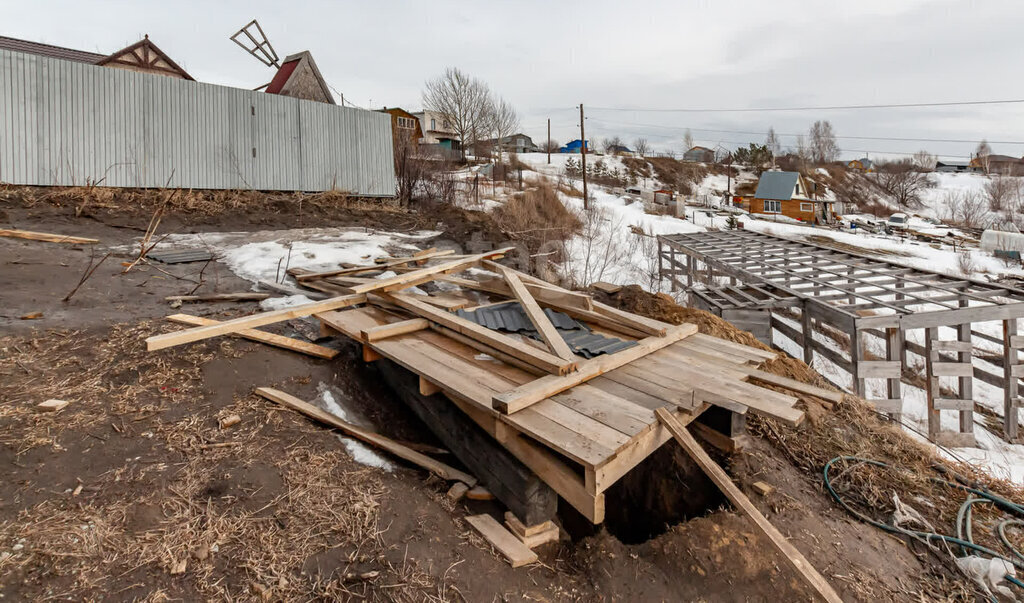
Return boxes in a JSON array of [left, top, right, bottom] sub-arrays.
[[655, 408, 842, 603]]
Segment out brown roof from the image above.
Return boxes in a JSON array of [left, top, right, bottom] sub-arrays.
[[95, 36, 194, 80], [0, 35, 106, 63]]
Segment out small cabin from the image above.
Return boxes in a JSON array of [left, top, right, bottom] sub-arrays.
[[733, 171, 835, 224]]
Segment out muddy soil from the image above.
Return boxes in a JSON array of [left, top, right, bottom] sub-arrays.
[[0, 189, 980, 601]]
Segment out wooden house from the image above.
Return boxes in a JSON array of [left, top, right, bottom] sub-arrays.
[[734, 171, 835, 224], [378, 107, 423, 144], [683, 146, 715, 163], [847, 157, 874, 173]]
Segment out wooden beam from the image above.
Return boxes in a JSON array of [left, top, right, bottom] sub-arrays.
[[383, 292, 576, 376], [498, 265, 576, 361], [295, 249, 455, 281], [493, 324, 698, 414], [360, 318, 430, 342], [147, 293, 367, 351], [464, 514, 538, 568], [254, 387, 477, 486], [345, 248, 513, 295], [164, 292, 271, 303], [0, 229, 98, 244], [166, 314, 338, 359], [655, 408, 842, 603], [746, 370, 843, 403]]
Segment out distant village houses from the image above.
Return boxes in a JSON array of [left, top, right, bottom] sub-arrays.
[[559, 139, 590, 154], [683, 146, 715, 163], [483, 133, 540, 154], [847, 157, 874, 173], [377, 107, 423, 144]]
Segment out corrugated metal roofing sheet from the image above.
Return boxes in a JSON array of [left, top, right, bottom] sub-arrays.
[[456, 302, 636, 358], [148, 249, 215, 264]]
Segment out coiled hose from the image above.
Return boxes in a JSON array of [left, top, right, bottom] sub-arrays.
[[823, 456, 1024, 591]]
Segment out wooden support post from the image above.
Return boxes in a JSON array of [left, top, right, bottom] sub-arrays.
[[801, 308, 813, 365], [958, 323, 974, 437], [655, 409, 843, 603], [1004, 318, 1020, 440], [925, 327, 940, 440], [850, 327, 865, 397], [885, 327, 903, 417]]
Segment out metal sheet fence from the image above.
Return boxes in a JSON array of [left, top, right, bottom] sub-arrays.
[[0, 49, 396, 195]]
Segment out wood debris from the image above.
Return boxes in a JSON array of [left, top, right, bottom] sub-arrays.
[[37, 399, 70, 412], [0, 228, 98, 244], [752, 481, 775, 496], [218, 414, 241, 429], [465, 514, 538, 568], [19, 312, 43, 320]]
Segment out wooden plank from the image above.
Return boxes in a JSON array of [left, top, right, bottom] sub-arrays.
[[258, 280, 328, 300], [530, 399, 632, 453], [857, 360, 902, 379], [346, 248, 513, 294], [147, 293, 366, 351], [592, 301, 670, 337], [1010, 334, 1024, 349], [0, 228, 98, 244], [420, 293, 472, 311], [493, 324, 698, 414], [164, 292, 272, 303], [931, 340, 973, 353], [165, 314, 339, 359], [745, 370, 844, 403], [933, 398, 973, 411], [254, 387, 477, 485], [655, 408, 843, 603], [360, 318, 430, 342], [498, 265, 576, 361], [932, 362, 975, 378], [384, 292, 576, 375], [1012, 364, 1024, 378], [588, 376, 672, 411], [295, 249, 454, 280], [552, 385, 654, 437], [867, 399, 903, 414], [464, 514, 539, 567], [689, 332, 777, 362]]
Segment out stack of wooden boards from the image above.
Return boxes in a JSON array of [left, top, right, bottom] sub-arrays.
[[145, 248, 836, 525]]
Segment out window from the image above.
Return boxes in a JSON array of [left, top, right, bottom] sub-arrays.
[[430, 118, 436, 130], [396, 117, 415, 129], [763, 200, 781, 213], [800, 202, 813, 212]]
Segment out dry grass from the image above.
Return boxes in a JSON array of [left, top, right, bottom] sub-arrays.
[[0, 185, 403, 219], [0, 323, 457, 601], [492, 181, 582, 251]]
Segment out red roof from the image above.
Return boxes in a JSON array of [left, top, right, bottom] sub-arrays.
[[265, 59, 299, 94]]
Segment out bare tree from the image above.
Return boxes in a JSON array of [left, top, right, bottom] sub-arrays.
[[943, 189, 986, 228], [912, 150, 936, 171], [683, 129, 694, 151], [986, 175, 1024, 212], [602, 136, 623, 154], [975, 139, 993, 174], [809, 120, 840, 163], [633, 138, 650, 157], [393, 129, 424, 207], [794, 135, 810, 170], [422, 67, 493, 160], [765, 127, 781, 158], [875, 160, 935, 209], [542, 138, 560, 153], [488, 96, 519, 160]]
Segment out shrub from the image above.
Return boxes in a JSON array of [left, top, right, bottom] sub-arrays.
[[492, 181, 581, 252]]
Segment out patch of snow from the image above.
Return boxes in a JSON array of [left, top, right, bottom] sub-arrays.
[[315, 383, 394, 472], [259, 295, 315, 311]]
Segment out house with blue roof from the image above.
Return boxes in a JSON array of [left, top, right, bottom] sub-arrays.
[[559, 139, 591, 154]]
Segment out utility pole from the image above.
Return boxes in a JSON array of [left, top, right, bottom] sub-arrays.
[[580, 104, 588, 210], [547, 118, 551, 165]]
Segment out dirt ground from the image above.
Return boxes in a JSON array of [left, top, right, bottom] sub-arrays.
[[0, 188, 993, 601]]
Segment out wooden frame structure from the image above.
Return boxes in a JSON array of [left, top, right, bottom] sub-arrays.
[[659, 229, 1024, 446], [147, 249, 814, 524]]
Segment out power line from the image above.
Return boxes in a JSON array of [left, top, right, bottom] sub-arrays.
[[589, 98, 1024, 113], [588, 117, 1024, 146]]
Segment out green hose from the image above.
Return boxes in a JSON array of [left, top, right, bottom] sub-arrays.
[[823, 456, 1024, 593]]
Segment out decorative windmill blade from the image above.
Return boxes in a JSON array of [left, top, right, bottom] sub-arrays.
[[230, 19, 279, 68]]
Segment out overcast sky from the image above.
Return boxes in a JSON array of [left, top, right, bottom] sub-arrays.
[[6, 0, 1024, 160]]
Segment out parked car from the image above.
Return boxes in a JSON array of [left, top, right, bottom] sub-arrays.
[[887, 212, 909, 230]]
